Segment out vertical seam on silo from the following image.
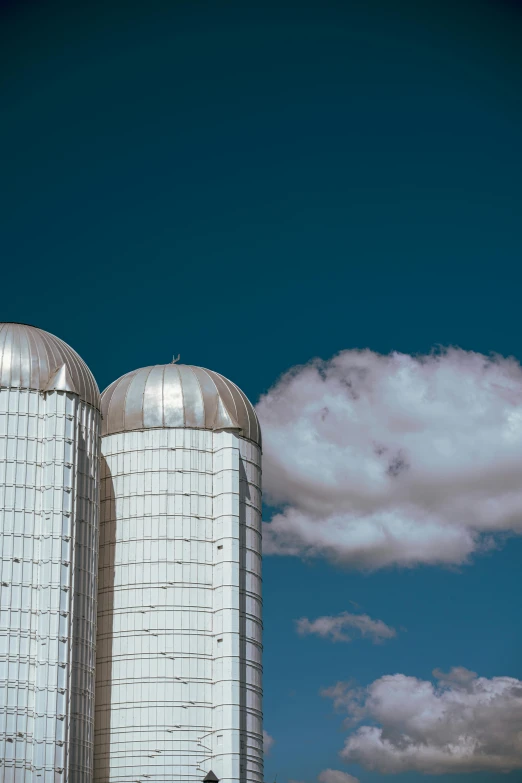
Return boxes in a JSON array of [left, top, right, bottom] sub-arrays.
[[190, 365, 206, 428], [142, 366, 154, 430], [27, 327, 38, 390], [161, 365, 166, 428], [241, 384, 260, 445], [32, 329, 44, 392], [199, 368, 220, 429], [103, 380, 117, 435], [0, 324, 9, 386], [58, 338, 76, 393], [177, 364, 185, 427], [68, 341, 86, 404], [60, 338, 86, 404], [121, 370, 138, 433], [216, 371, 240, 425], [43, 331, 59, 386], [19, 324, 30, 389], [231, 381, 253, 442], [106, 369, 134, 433], [11, 323, 20, 388]]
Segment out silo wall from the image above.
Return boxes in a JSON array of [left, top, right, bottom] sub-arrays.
[[0, 388, 100, 783], [94, 428, 262, 783]]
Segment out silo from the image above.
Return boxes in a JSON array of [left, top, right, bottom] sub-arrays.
[[0, 322, 101, 782], [94, 363, 263, 783]]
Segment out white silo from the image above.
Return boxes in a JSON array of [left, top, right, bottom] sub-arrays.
[[94, 363, 263, 783], [0, 322, 101, 782]]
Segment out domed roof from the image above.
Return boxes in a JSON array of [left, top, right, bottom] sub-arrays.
[[0, 322, 101, 410], [101, 363, 261, 447]]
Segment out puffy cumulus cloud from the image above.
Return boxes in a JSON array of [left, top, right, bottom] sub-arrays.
[[322, 668, 522, 774], [263, 730, 275, 755], [318, 770, 360, 783], [257, 348, 522, 569], [296, 611, 396, 644], [289, 772, 359, 783]]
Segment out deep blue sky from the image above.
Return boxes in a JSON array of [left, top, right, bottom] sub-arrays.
[[2, 1, 522, 781]]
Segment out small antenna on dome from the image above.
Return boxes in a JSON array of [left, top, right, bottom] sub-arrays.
[[172, 354, 180, 364]]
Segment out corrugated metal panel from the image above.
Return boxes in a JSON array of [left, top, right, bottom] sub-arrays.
[[0, 387, 101, 781], [101, 364, 262, 448], [94, 428, 263, 783], [0, 322, 101, 410]]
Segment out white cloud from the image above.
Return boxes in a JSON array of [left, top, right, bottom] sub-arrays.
[[288, 772, 359, 783], [318, 770, 360, 783], [257, 347, 522, 568], [264, 730, 275, 755], [296, 611, 396, 643], [322, 668, 522, 773]]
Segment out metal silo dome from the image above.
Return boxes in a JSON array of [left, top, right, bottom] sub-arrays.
[[0, 322, 101, 409], [101, 363, 261, 447]]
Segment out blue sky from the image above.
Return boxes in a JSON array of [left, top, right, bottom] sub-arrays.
[[2, 1, 522, 781]]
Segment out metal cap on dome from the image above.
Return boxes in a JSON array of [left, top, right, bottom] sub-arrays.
[[0, 322, 101, 410], [101, 364, 261, 447]]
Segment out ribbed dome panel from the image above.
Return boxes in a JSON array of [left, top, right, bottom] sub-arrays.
[[0, 322, 100, 409], [101, 363, 261, 447]]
